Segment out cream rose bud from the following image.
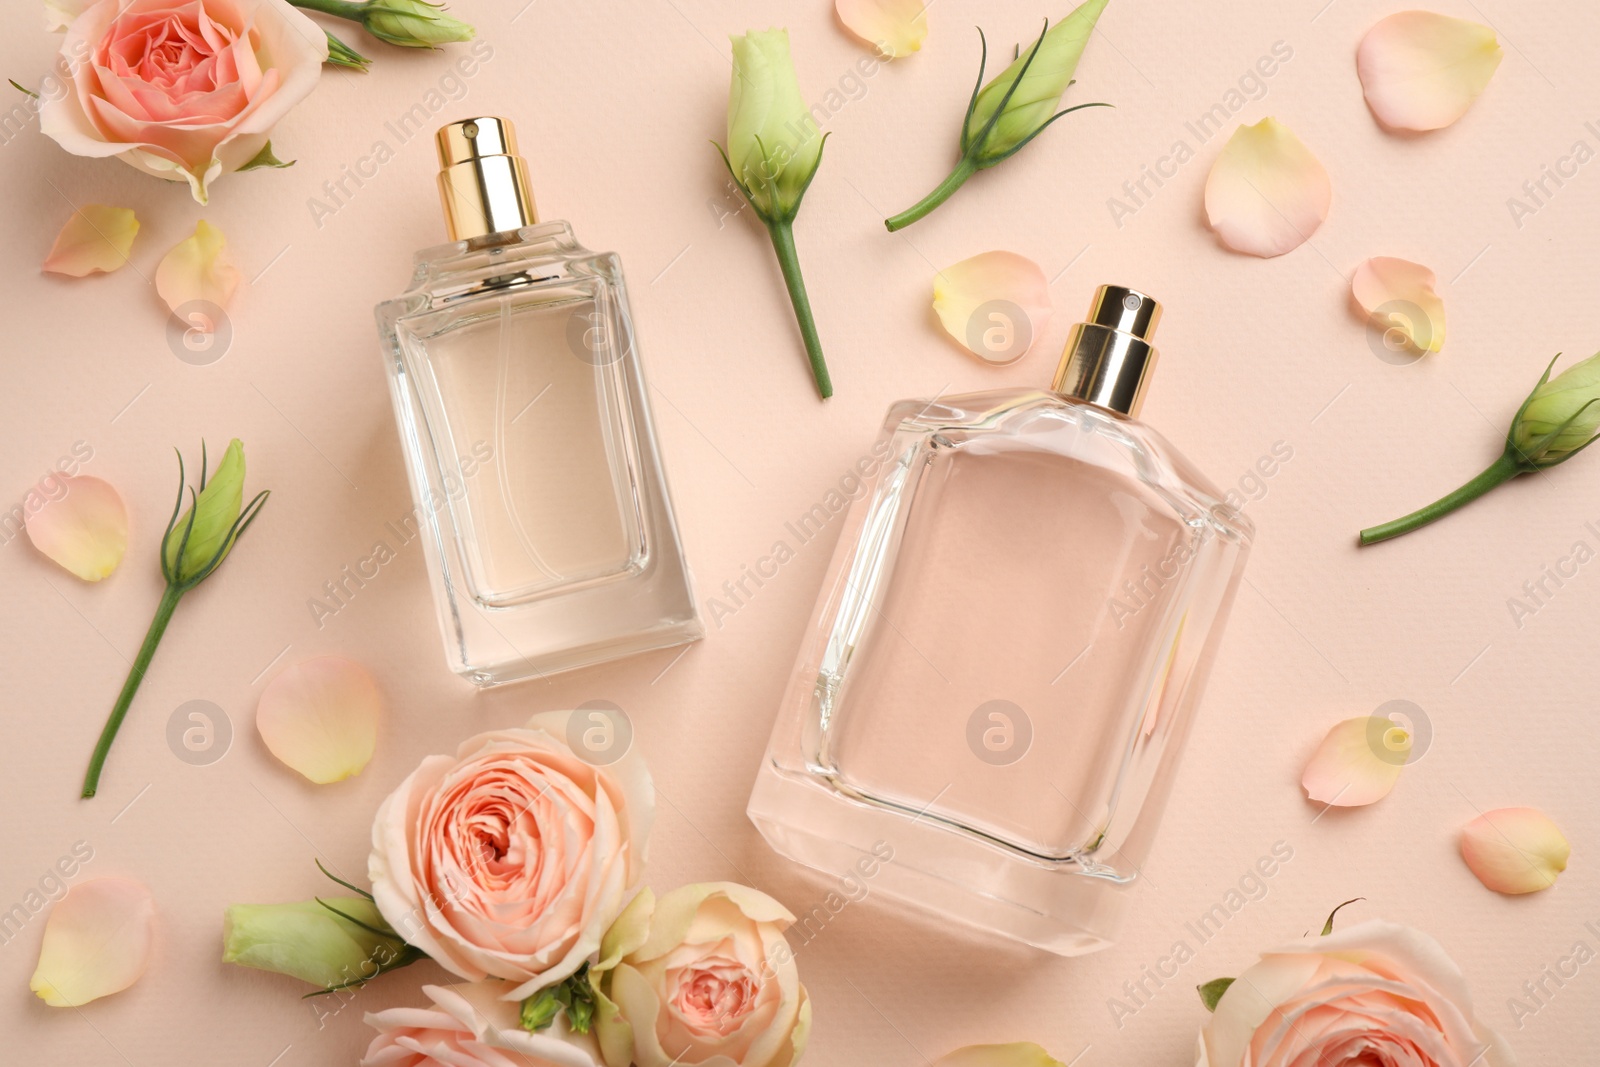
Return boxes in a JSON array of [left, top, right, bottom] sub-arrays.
[[222, 898, 409, 990], [726, 29, 823, 220], [593, 883, 810, 1067], [1197, 919, 1513, 1067], [369, 711, 654, 1001]]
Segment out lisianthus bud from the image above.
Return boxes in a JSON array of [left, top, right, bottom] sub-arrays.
[[362, 0, 474, 48], [222, 898, 412, 990], [726, 29, 824, 221], [966, 0, 1108, 162], [161, 438, 264, 587], [1509, 352, 1600, 466]]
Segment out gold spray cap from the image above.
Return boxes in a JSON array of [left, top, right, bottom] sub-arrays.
[[436, 117, 538, 241], [1051, 284, 1162, 417]]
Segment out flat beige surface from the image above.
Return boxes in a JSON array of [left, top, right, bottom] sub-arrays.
[[3, 0, 1598, 1063]]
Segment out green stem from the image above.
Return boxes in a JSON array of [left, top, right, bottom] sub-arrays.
[[764, 218, 832, 400], [287, 0, 368, 22], [82, 584, 183, 798], [1358, 452, 1521, 546], [884, 157, 978, 232]]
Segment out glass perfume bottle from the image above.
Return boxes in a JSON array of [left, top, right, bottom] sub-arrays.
[[375, 117, 700, 684], [749, 285, 1253, 954]]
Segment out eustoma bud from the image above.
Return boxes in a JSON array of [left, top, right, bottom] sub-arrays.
[[223, 898, 415, 990], [361, 0, 474, 47]]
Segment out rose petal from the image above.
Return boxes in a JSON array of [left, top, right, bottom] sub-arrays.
[[42, 204, 140, 277], [155, 220, 240, 323], [30, 877, 154, 1006], [932, 251, 1052, 365], [257, 657, 381, 784], [835, 0, 928, 58], [1351, 256, 1446, 354], [1301, 716, 1411, 807], [1358, 11, 1503, 132], [933, 1043, 1067, 1067], [1203, 118, 1331, 258], [1461, 807, 1570, 894], [25, 475, 128, 581], [43, 0, 95, 31]]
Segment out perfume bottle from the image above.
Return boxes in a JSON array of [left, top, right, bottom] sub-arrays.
[[375, 117, 701, 684], [749, 285, 1253, 954]]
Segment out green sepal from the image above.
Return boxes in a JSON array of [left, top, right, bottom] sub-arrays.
[[520, 964, 598, 1034], [1321, 897, 1364, 936], [1197, 976, 1235, 1012], [323, 29, 372, 70], [240, 141, 295, 171]]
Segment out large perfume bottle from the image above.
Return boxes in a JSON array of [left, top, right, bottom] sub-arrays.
[[375, 117, 700, 684], [749, 285, 1253, 954]]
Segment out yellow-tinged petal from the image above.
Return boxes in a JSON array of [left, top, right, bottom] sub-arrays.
[[932, 251, 1052, 365], [1358, 11, 1502, 132], [25, 475, 128, 581], [1204, 118, 1331, 258], [155, 220, 241, 323], [30, 878, 154, 1006], [835, 0, 927, 58], [42, 205, 139, 277], [1301, 716, 1411, 807], [1351, 256, 1445, 354], [1461, 807, 1569, 894], [934, 1043, 1066, 1067], [256, 657, 381, 784]]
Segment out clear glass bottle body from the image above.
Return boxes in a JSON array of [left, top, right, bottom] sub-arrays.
[[375, 221, 700, 685], [749, 387, 1252, 954]]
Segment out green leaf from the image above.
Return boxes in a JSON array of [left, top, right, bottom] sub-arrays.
[[520, 988, 562, 1032], [240, 141, 295, 171], [1321, 897, 1364, 936], [1197, 977, 1235, 1012]]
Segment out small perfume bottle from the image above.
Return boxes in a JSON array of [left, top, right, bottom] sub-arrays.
[[375, 117, 701, 684], [749, 285, 1253, 954]]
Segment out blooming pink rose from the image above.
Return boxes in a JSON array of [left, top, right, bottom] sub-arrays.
[[369, 711, 653, 1002], [1197, 919, 1514, 1067], [40, 0, 326, 203], [362, 981, 602, 1067]]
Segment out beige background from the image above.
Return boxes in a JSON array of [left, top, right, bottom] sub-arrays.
[[3, 0, 1598, 1063]]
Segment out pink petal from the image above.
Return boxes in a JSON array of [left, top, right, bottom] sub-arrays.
[[25, 475, 129, 581], [42, 204, 140, 277], [1351, 256, 1446, 354], [155, 219, 240, 323], [257, 657, 381, 784], [836, 0, 928, 58], [1461, 807, 1570, 894], [1204, 118, 1331, 258], [1358, 11, 1503, 132], [30, 877, 155, 1006], [932, 251, 1052, 365], [1301, 716, 1411, 807]]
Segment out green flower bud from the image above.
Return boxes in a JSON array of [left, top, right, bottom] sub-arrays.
[[967, 0, 1109, 162], [725, 29, 824, 221], [362, 0, 475, 48], [1510, 352, 1600, 466], [222, 898, 408, 990], [161, 439, 267, 588]]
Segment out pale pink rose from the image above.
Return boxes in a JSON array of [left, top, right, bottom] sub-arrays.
[[362, 981, 602, 1067], [40, 0, 326, 203], [593, 883, 810, 1067], [369, 711, 653, 1002], [1197, 919, 1514, 1067]]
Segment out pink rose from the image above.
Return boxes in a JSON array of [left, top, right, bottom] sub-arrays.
[[593, 883, 810, 1067], [1197, 919, 1514, 1067], [362, 981, 602, 1067], [40, 0, 326, 203], [369, 711, 653, 1001]]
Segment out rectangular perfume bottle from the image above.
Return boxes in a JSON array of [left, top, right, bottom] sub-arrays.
[[375, 117, 700, 684], [749, 285, 1253, 954]]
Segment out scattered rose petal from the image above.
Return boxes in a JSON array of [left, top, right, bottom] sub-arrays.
[[1358, 11, 1502, 132], [932, 251, 1052, 365], [155, 220, 241, 324], [836, 0, 928, 58], [934, 1043, 1066, 1067], [43, 0, 94, 31], [1351, 256, 1446, 354], [257, 657, 381, 784], [1461, 807, 1569, 894], [30, 878, 154, 1007], [1302, 716, 1411, 807], [25, 475, 128, 581], [42, 204, 140, 277], [1204, 118, 1331, 258]]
